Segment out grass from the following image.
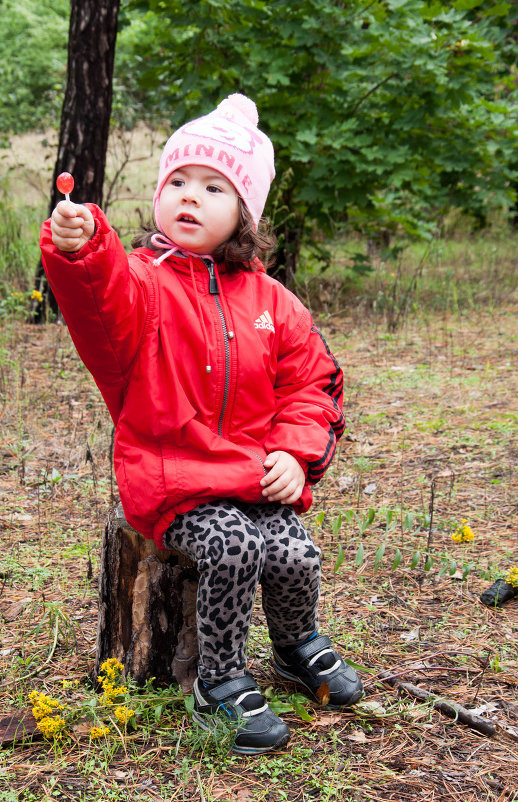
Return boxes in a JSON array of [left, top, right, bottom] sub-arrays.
[[0, 129, 517, 800]]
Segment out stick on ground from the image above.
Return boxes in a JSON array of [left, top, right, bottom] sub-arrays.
[[380, 671, 497, 737]]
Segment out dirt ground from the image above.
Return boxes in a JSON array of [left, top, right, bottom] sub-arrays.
[[0, 306, 517, 801]]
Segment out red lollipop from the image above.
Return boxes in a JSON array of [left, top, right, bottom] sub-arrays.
[[57, 172, 74, 201]]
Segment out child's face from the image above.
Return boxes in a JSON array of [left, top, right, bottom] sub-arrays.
[[159, 165, 240, 255]]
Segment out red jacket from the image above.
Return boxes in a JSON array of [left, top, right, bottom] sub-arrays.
[[40, 205, 345, 548]]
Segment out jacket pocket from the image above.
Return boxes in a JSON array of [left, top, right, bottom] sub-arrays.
[[163, 439, 266, 504]]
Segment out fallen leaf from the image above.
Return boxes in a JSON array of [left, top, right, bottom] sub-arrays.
[[470, 703, 499, 715], [400, 627, 420, 642], [212, 788, 253, 801], [316, 681, 330, 706], [345, 729, 367, 742], [337, 474, 356, 492], [452, 569, 464, 580], [495, 721, 518, 742], [71, 722, 94, 737], [355, 700, 387, 716], [211, 790, 228, 800], [311, 712, 343, 727], [2, 597, 33, 622], [236, 791, 254, 801], [434, 468, 454, 480]]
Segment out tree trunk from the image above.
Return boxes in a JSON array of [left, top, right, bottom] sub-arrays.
[[34, 0, 120, 322], [95, 504, 199, 691], [273, 223, 301, 290]]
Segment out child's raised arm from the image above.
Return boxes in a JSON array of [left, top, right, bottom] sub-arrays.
[[50, 200, 95, 253]]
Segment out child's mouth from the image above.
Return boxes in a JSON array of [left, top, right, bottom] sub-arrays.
[[177, 214, 200, 226]]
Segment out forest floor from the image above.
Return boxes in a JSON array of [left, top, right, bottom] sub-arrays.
[[0, 305, 517, 801]]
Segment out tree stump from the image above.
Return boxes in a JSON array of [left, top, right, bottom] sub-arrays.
[[94, 504, 199, 691]]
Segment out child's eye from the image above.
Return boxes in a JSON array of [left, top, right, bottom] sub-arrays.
[[171, 178, 184, 187], [207, 185, 222, 193]]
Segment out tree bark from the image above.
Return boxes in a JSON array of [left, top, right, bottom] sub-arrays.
[[273, 222, 301, 290], [95, 504, 199, 691], [34, 0, 120, 321]]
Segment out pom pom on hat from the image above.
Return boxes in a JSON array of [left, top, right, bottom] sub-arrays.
[[153, 93, 275, 231], [216, 93, 259, 126]]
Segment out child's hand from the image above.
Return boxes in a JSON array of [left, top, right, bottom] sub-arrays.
[[50, 201, 95, 252], [261, 451, 305, 504]]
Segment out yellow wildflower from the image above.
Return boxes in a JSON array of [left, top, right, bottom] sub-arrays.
[[62, 679, 80, 689], [99, 678, 128, 706], [100, 658, 124, 682], [97, 659, 127, 705], [451, 520, 474, 543], [506, 566, 518, 588], [36, 716, 66, 739], [114, 706, 135, 725], [29, 691, 65, 720], [31, 289, 43, 303], [90, 725, 111, 740]]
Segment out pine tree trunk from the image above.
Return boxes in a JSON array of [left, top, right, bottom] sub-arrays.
[[94, 505, 199, 691], [273, 223, 301, 289], [34, 0, 120, 321]]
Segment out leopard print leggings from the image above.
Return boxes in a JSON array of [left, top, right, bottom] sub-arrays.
[[164, 500, 321, 683]]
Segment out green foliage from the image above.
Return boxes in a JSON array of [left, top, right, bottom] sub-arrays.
[[0, 0, 69, 133], [1, 0, 516, 274], [322, 501, 484, 582], [0, 180, 42, 308], [122, 0, 516, 258]]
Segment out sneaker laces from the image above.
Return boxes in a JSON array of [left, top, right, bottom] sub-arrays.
[[308, 648, 342, 676]]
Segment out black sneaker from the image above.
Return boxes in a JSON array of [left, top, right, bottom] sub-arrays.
[[192, 674, 290, 755], [273, 634, 363, 709]]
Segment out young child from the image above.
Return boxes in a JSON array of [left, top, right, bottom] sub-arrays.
[[40, 94, 362, 755]]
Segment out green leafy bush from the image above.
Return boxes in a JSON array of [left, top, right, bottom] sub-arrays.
[[0, 0, 68, 133]]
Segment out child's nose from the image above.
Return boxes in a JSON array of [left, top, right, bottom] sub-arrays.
[[182, 184, 201, 204]]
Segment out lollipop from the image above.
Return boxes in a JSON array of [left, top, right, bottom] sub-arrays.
[[57, 172, 74, 202]]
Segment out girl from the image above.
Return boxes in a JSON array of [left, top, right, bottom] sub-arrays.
[[40, 94, 362, 755]]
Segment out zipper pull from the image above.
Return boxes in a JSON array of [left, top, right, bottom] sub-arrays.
[[207, 263, 219, 295]]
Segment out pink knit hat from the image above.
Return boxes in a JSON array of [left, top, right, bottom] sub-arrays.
[[153, 94, 275, 231]]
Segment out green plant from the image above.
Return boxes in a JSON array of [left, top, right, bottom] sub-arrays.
[[121, 0, 516, 277]]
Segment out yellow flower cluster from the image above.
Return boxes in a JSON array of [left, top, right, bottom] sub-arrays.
[[27, 660, 136, 745], [29, 691, 67, 740], [98, 658, 127, 706], [31, 289, 43, 303], [451, 520, 474, 543], [62, 679, 80, 690], [90, 725, 111, 740], [37, 716, 66, 739], [114, 706, 135, 725], [506, 566, 518, 588], [99, 678, 128, 706], [100, 658, 124, 681], [29, 691, 65, 720]]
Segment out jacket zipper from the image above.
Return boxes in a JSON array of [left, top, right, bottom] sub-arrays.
[[206, 262, 230, 437], [243, 447, 267, 476], [206, 262, 267, 479]]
